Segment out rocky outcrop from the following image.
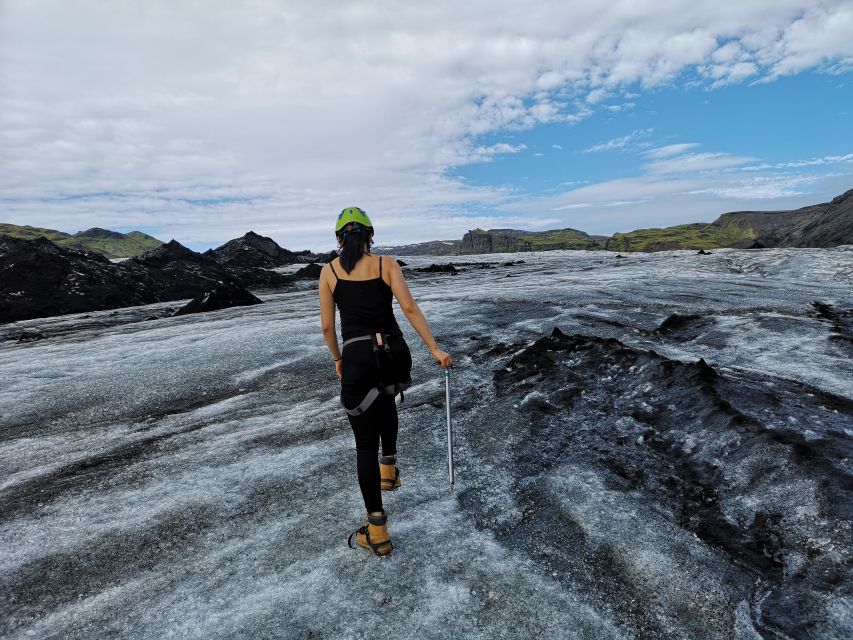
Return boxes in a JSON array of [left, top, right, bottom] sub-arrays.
[[292, 263, 323, 279], [122, 240, 246, 300], [608, 189, 853, 252], [297, 250, 338, 263], [0, 236, 290, 323], [172, 282, 262, 316], [204, 231, 309, 268], [412, 263, 458, 274], [721, 189, 853, 248], [0, 236, 146, 323], [459, 228, 607, 254]]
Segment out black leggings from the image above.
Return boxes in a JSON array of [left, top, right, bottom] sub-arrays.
[[340, 338, 407, 514], [343, 391, 398, 513]]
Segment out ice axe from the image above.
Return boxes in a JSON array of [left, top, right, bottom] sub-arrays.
[[444, 365, 454, 488]]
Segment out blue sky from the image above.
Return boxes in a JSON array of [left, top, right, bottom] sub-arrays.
[[452, 71, 852, 235], [459, 73, 850, 194], [1, 1, 851, 251]]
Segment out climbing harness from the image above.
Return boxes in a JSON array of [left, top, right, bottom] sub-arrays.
[[340, 331, 412, 417]]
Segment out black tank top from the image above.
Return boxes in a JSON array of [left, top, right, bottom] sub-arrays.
[[330, 256, 402, 341]]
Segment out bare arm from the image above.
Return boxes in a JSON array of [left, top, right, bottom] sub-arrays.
[[386, 257, 452, 368], [319, 265, 343, 378]]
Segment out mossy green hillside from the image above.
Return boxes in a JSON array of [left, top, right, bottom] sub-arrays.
[[0, 224, 70, 243], [0, 224, 163, 258], [605, 220, 756, 252]]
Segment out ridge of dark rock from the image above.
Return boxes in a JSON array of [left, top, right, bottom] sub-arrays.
[[460, 327, 852, 637], [172, 282, 262, 316], [206, 231, 308, 268], [0, 236, 292, 323]]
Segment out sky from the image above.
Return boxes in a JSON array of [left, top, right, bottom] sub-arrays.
[[1, 1, 852, 252]]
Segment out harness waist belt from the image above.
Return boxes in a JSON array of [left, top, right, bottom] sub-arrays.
[[342, 335, 373, 348], [340, 332, 411, 417]]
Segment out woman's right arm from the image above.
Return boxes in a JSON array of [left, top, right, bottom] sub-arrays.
[[386, 257, 453, 368]]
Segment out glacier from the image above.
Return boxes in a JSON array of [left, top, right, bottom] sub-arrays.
[[1, 247, 851, 639]]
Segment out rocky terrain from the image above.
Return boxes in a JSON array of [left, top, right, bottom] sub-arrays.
[[172, 282, 263, 316], [1, 247, 850, 639], [203, 231, 310, 268], [0, 236, 299, 323], [0, 224, 163, 258], [718, 189, 853, 249]]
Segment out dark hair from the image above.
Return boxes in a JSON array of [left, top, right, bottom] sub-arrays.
[[337, 222, 374, 273]]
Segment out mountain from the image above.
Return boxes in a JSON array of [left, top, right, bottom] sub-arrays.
[[608, 190, 853, 251], [203, 230, 310, 267], [0, 224, 163, 258]]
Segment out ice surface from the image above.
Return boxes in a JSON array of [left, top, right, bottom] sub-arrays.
[[1, 247, 851, 638]]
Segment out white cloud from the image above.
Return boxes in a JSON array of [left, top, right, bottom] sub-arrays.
[[1, 1, 852, 246], [643, 143, 701, 159], [584, 128, 654, 153], [646, 152, 757, 174], [775, 153, 853, 167], [551, 144, 563, 150], [603, 102, 637, 112], [468, 143, 528, 163]]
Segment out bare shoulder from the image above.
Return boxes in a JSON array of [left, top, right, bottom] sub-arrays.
[[380, 255, 401, 270]]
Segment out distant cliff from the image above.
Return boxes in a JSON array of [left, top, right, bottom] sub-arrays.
[[0, 224, 163, 258], [376, 228, 606, 256], [373, 240, 460, 256], [718, 189, 853, 248], [606, 189, 853, 251], [376, 190, 853, 255], [458, 228, 607, 254]]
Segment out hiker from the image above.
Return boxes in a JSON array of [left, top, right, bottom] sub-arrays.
[[319, 206, 452, 557]]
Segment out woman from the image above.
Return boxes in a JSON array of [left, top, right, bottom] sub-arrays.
[[319, 206, 452, 557]]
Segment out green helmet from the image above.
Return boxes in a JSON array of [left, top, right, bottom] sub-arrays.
[[335, 206, 373, 234]]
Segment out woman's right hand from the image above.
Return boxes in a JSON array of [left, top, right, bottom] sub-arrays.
[[430, 346, 453, 368]]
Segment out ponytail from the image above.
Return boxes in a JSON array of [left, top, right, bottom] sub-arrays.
[[338, 222, 373, 273]]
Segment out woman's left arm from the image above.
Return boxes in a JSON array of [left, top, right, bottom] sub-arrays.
[[319, 265, 343, 378]]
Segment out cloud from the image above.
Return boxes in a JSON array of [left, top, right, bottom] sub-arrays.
[[643, 143, 701, 159], [2, 1, 852, 246], [775, 153, 853, 167], [603, 102, 637, 112], [646, 152, 756, 174], [467, 143, 528, 163], [551, 144, 563, 150], [584, 128, 654, 153]]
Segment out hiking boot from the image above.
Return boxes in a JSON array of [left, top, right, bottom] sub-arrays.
[[379, 455, 401, 491], [347, 510, 393, 557]]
